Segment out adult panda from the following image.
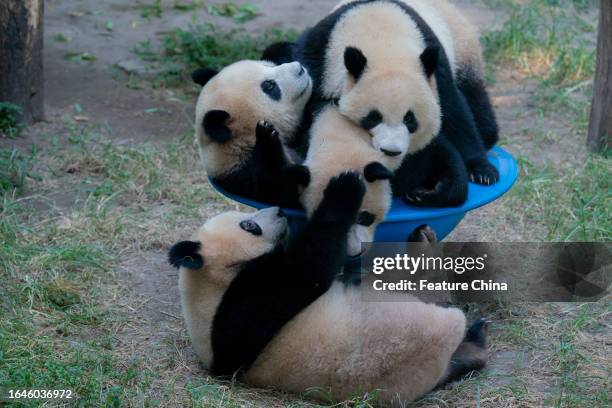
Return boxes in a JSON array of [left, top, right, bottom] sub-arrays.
[[264, 0, 499, 204], [169, 172, 489, 406], [192, 59, 313, 207]]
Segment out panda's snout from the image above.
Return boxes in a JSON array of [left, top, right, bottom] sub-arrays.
[[295, 63, 306, 77]]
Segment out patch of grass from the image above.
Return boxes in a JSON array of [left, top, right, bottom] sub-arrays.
[[545, 304, 611, 407], [135, 24, 298, 85], [0, 125, 221, 405], [0, 146, 37, 194], [138, 0, 162, 19], [64, 52, 97, 62], [0, 102, 23, 139], [483, 0, 597, 132], [172, 0, 204, 12], [52, 33, 69, 42], [510, 151, 611, 241], [207, 2, 260, 23]]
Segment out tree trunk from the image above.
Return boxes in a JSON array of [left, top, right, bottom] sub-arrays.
[[587, 0, 611, 152], [0, 0, 44, 124]]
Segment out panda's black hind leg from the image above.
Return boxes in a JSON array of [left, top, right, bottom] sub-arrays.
[[456, 66, 499, 150], [437, 318, 490, 388]]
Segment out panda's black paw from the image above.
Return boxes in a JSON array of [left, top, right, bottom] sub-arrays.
[[323, 172, 366, 216], [405, 187, 445, 207], [256, 120, 280, 141], [406, 179, 467, 207], [467, 158, 499, 186], [407, 224, 437, 243], [255, 120, 286, 167]]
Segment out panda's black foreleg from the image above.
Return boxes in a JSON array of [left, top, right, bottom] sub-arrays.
[[438, 79, 499, 186], [252, 121, 303, 207], [456, 66, 499, 150], [404, 136, 468, 207], [288, 172, 365, 289]]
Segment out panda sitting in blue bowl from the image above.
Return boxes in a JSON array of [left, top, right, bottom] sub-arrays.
[[189, 0, 517, 245]]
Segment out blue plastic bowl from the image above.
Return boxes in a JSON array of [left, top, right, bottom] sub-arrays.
[[210, 146, 518, 242]]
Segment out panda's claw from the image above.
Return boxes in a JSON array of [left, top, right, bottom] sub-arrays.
[[467, 159, 499, 186]]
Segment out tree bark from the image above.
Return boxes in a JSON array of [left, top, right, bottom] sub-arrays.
[[0, 0, 44, 124], [587, 0, 611, 152]]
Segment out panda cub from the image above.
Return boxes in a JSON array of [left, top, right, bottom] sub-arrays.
[[169, 173, 489, 406], [192, 60, 312, 207], [289, 103, 401, 256], [266, 0, 499, 205]]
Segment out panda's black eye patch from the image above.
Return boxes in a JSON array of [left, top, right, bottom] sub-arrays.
[[360, 110, 382, 130], [261, 80, 281, 101], [240, 219, 263, 236], [357, 211, 376, 227], [404, 110, 419, 133]]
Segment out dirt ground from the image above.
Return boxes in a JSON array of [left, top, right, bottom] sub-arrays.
[[2, 0, 607, 406]]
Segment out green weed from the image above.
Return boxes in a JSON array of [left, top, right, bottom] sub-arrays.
[[172, 0, 204, 12], [207, 2, 260, 23], [134, 24, 298, 85], [0, 147, 38, 194], [0, 102, 23, 139], [64, 52, 97, 62], [138, 0, 162, 19]]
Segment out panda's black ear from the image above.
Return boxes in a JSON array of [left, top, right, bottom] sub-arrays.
[[169, 241, 204, 270], [364, 161, 394, 182], [192, 68, 218, 87], [285, 164, 311, 187], [203, 110, 232, 143], [344, 47, 368, 81], [420, 45, 439, 78], [262, 42, 297, 65]]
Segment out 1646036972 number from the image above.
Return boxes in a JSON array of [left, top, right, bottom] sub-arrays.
[[1, 389, 74, 400]]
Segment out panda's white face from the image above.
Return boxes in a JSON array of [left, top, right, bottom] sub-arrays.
[[194, 60, 312, 176], [172, 207, 289, 286], [203, 207, 288, 265], [338, 69, 441, 157]]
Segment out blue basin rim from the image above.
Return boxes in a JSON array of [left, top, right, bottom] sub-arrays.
[[209, 146, 519, 221]]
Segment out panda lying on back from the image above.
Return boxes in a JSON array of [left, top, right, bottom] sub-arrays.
[[169, 173, 489, 406], [192, 60, 312, 207]]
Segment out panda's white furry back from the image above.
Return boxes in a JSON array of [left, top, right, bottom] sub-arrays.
[[245, 282, 466, 404]]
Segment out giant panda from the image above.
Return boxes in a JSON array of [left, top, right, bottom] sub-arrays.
[[169, 172, 489, 406], [192, 59, 313, 207], [264, 0, 499, 204], [288, 103, 399, 256]]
